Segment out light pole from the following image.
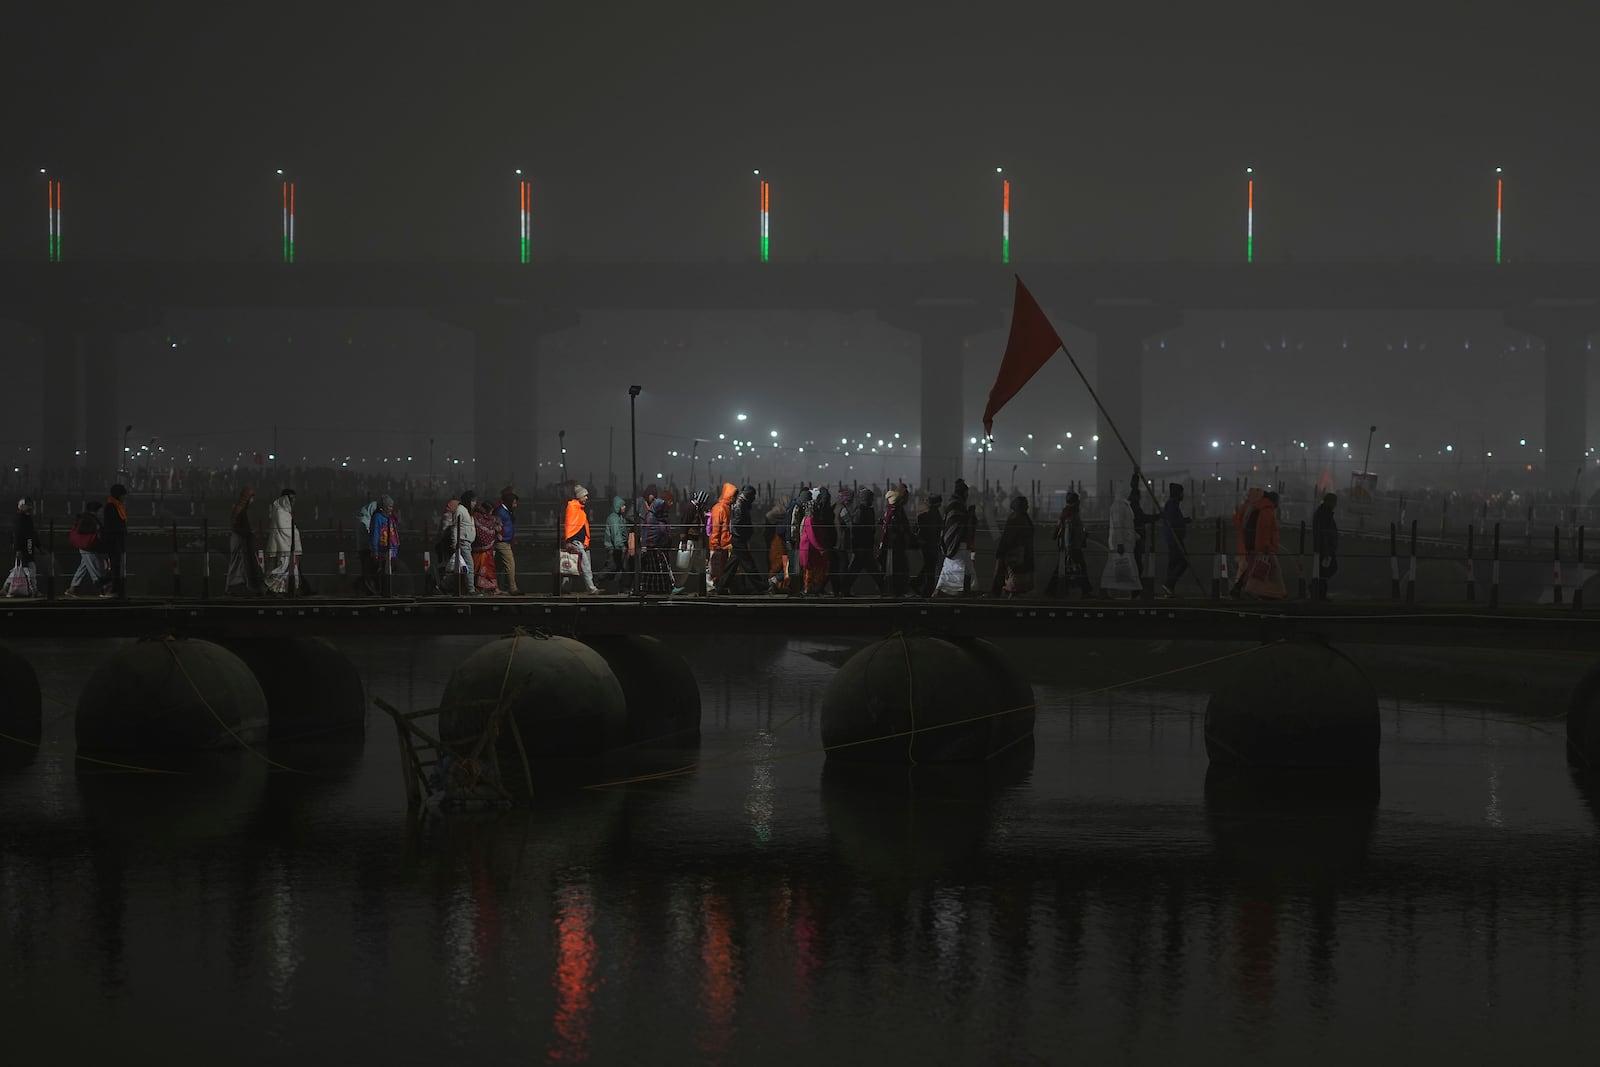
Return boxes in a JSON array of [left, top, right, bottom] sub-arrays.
[[690, 439, 704, 492], [558, 429, 567, 484], [629, 386, 642, 598], [1361, 425, 1377, 477], [120, 425, 133, 479]]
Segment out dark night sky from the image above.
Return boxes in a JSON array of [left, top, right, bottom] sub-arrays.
[[7, 3, 1597, 263], [4, 3, 1597, 488]]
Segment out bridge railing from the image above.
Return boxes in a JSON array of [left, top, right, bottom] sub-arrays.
[[15, 510, 1593, 609]]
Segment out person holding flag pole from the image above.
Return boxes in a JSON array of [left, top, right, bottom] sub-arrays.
[[981, 276, 1204, 597]]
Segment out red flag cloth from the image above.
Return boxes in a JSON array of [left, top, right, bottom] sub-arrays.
[[982, 276, 1064, 436]]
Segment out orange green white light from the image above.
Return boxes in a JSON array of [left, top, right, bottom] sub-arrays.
[[518, 175, 530, 263], [1246, 168, 1254, 263], [46, 177, 60, 262], [757, 172, 769, 262]]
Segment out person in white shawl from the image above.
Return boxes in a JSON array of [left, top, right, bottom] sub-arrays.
[[264, 488, 303, 594], [1101, 493, 1143, 595]]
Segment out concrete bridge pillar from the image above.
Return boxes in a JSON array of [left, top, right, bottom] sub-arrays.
[[1505, 306, 1597, 495], [446, 307, 579, 493], [881, 302, 999, 493], [1074, 304, 1183, 499]]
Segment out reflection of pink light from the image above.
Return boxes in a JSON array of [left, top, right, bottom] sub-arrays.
[[699, 892, 740, 1061], [550, 882, 598, 1063], [792, 894, 820, 998]]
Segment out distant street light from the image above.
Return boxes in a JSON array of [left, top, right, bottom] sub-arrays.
[[629, 386, 642, 598]]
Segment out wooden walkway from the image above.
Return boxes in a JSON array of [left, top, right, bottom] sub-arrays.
[[3, 594, 1599, 651]]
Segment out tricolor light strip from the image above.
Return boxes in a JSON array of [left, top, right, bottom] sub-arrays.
[[281, 178, 296, 263], [1495, 167, 1503, 264], [759, 176, 770, 262], [1246, 168, 1254, 263], [1002, 178, 1011, 264], [47, 178, 61, 262], [519, 177, 531, 264]]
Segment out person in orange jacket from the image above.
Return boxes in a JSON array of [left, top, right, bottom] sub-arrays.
[[561, 484, 601, 595], [1229, 486, 1264, 597], [706, 482, 736, 594]]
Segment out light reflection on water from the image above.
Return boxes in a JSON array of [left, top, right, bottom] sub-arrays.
[[0, 636, 1597, 1062]]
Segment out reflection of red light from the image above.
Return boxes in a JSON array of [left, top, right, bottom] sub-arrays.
[[550, 882, 597, 1063], [699, 891, 740, 1061], [793, 894, 820, 990]]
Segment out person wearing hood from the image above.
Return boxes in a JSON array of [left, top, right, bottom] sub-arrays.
[[226, 486, 260, 596], [264, 488, 304, 595], [494, 488, 520, 595], [639, 496, 673, 595], [1242, 490, 1286, 599], [989, 495, 1035, 597], [717, 484, 757, 595], [1051, 492, 1094, 598], [604, 495, 630, 591], [561, 484, 600, 595], [1312, 492, 1339, 599], [800, 485, 833, 596], [99, 484, 128, 598], [1230, 486, 1265, 597], [1160, 482, 1189, 598], [877, 486, 912, 598], [706, 482, 737, 595], [915, 493, 942, 597], [1102, 488, 1143, 597], [371, 495, 399, 596], [8, 498, 39, 598], [934, 480, 972, 597]]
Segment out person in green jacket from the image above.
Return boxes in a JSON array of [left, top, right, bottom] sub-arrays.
[[604, 495, 631, 591]]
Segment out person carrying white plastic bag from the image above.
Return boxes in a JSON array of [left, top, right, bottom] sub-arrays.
[[7, 497, 40, 598], [1101, 492, 1143, 596], [934, 479, 973, 597]]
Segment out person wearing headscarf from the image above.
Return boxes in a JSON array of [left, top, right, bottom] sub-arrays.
[[877, 486, 912, 598], [371, 495, 399, 596], [471, 495, 500, 593], [990, 495, 1035, 597], [1051, 492, 1093, 598], [1102, 489, 1143, 597], [800, 485, 833, 596], [639, 496, 673, 595], [227, 486, 259, 596], [7, 498, 39, 598], [765, 495, 793, 593], [264, 488, 303, 595]]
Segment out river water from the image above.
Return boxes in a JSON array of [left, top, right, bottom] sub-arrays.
[[2, 636, 1597, 1064]]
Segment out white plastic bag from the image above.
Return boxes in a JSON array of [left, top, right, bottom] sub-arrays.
[[936, 554, 968, 596]]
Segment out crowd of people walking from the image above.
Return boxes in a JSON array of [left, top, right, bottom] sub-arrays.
[[6, 470, 1339, 603]]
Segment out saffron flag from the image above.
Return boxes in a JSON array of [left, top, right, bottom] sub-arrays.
[[982, 276, 1064, 436]]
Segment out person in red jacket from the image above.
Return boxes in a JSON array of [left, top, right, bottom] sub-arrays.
[[706, 482, 736, 595], [562, 484, 601, 595]]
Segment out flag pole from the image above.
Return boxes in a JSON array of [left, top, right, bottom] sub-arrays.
[[1000, 275, 1206, 594]]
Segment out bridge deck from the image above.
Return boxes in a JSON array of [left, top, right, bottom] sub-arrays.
[[3, 596, 1599, 651]]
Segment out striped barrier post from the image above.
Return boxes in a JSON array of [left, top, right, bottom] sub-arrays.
[[1405, 519, 1418, 604], [1490, 523, 1501, 609], [1297, 520, 1307, 600], [1212, 517, 1224, 600], [1553, 526, 1564, 606], [1465, 523, 1476, 602], [1576, 527, 1586, 611], [338, 551, 347, 577], [1389, 522, 1400, 600]]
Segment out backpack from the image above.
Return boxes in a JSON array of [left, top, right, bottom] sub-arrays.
[[74, 511, 100, 536]]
